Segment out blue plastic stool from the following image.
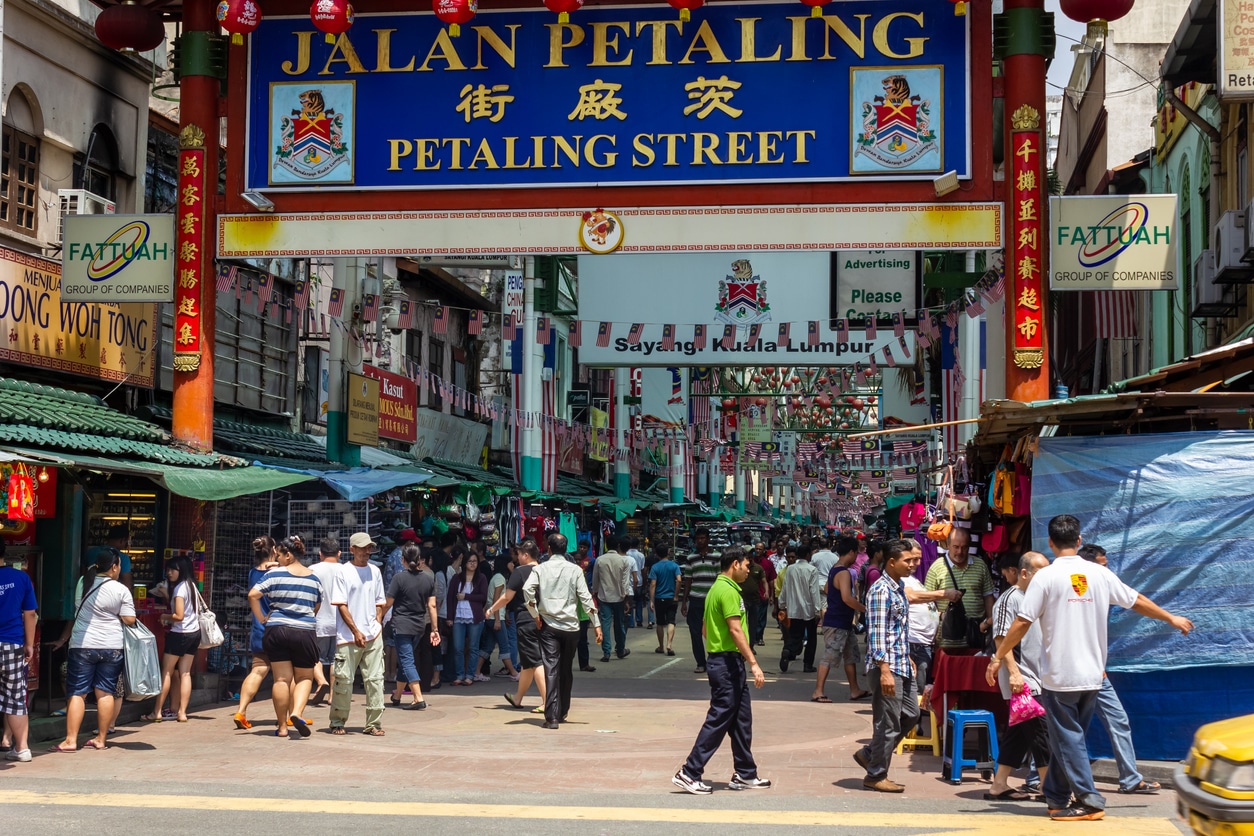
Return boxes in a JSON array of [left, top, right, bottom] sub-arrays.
[[942, 709, 999, 784]]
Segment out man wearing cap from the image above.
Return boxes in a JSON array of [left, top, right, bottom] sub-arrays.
[[329, 532, 388, 736]]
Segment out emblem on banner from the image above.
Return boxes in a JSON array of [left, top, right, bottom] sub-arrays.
[[852, 69, 941, 173], [272, 83, 354, 183], [578, 208, 624, 254], [715, 259, 771, 326]]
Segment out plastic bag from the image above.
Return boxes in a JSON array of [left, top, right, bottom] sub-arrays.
[[122, 621, 161, 700], [1008, 688, 1046, 726]]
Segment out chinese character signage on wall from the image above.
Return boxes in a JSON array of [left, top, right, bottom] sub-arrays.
[[246, 1, 972, 190], [1220, 0, 1254, 101], [362, 364, 417, 442], [62, 215, 175, 302], [173, 125, 207, 372], [0, 247, 157, 387], [1048, 195, 1178, 291], [1009, 105, 1043, 370]]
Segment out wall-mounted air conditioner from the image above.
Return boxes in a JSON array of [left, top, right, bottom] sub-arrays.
[[55, 189, 115, 245], [1213, 210, 1254, 283], [1192, 250, 1234, 318]]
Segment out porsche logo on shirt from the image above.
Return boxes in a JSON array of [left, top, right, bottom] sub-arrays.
[[1070, 574, 1089, 597]]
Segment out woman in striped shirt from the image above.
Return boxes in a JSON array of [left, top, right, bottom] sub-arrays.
[[248, 537, 322, 738]]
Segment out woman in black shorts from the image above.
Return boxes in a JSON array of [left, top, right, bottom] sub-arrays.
[[145, 556, 202, 723], [248, 537, 321, 738]]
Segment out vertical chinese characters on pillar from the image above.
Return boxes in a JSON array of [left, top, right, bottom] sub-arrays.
[[173, 125, 206, 372], [1010, 105, 1043, 369]]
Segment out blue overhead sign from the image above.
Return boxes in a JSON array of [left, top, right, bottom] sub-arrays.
[[245, 0, 971, 191]]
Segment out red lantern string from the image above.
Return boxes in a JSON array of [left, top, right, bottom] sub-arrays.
[[310, 0, 354, 45], [96, 2, 166, 52], [544, 0, 583, 24], [434, 0, 477, 36], [216, 0, 261, 46], [666, 0, 704, 23], [798, 0, 831, 18]]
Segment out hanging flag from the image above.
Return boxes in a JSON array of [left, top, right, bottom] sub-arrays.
[[216, 264, 235, 294], [502, 313, 519, 341], [989, 270, 1007, 302], [433, 305, 449, 334], [661, 324, 675, 351], [627, 323, 644, 346], [747, 323, 761, 346], [284, 301, 293, 325], [393, 300, 411, 330], [864, 314, 877, 340], [596, 321, 612, 347], [882, 346, 896, 367], [467, 309, 482, 335], [777, 322, 791, 345], [568, 319, 582, 347], [917, 330, 932, 349], [235, 274, 243, 300], [808, 320, 820, 347], [294, 278, 310, 309], [720, 325, 737, 349], [537, 315, 551, 345], [893, 311, 905, 338], [270, 297, 279, 319], [320, 313, 327, 333], [834, 319, 848, 344], [868, 354, 878, 376], [693, 324, 707, 350], [362, 293, 378, 322], [1095, 291, 1137, 338], [254, 274, 272, 314], [327, 287, 345, 318], [853, 361, 864, 383], [966, 294, 985, 318]]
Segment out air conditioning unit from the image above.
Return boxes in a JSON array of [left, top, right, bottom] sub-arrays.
[[55, 189, 115, 245], [1212, 210, 1254, 283], [1192, 250, 1234, 317], [1243, 199, 1254, 263]]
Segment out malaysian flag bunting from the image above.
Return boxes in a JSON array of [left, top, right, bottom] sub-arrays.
[[502, 314, 519, 341], [834, 319, 848, 344], [808, 321, 820, 346], [893, 311, 905, 337], [917, 330, 931, 349], [216, 264, 235, 294], [294, 279, 310, 309], [234, 274, 243, 300], [853, 361, 863, 383], [327, 287, 345, 318], [720, 325, 737, 349], [255, 274, 271, 313], [596, 321, 612, 347], [270, 298, 279, 319], [568, 319, 582, 347], [1095, 291, 1137, 338], [868, 354, 878, 376], [627, 323, 644, 346], [467, 309, 482, 335], [966, 292, 985, 318], [397, 300, 413, 330], [989, 270, 1006, 302], [320, 313, 327, 333], [537, 316, 551, 345], [283, 301, 292, 324], [693, 324, 707, 350], [661, 324, 675, 351], [433, 306, 449, 334], [898, 335, 911, 357], [882, 346, 896, 367], [864, 314, 877, 340], [747, 323, 761, 345], [362, 293, 378, 322], [778, 322, 790, 344]]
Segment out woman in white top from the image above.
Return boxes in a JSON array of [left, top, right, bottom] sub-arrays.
[[47, 550, 136, 752], [145, 556, 201, 723]]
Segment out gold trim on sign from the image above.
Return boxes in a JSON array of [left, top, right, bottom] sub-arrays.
[[1013, 349, 1043, 370], [1010, 106, 1040, 132], [179, 125, 207, 151]]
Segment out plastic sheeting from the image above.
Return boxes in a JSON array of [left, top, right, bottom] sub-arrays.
[[255, 463, 432, 501], [1031, 431, 1254, 673]]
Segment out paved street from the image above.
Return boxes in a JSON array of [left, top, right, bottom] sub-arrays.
[[1, 624, 1185, 835]]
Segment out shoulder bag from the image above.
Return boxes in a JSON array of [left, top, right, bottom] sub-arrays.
[[191, 583, 225, 648], [938, 559, 968, 642]]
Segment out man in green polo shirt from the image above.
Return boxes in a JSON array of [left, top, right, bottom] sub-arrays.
[[672, 547, 771, 796]]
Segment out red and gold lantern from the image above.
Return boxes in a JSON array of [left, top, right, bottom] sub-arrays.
[[666, 0, 704, 22], [95, 1, 165, 52], [544, 0, 583, 24], [1059, 0, 1134, 35], [434, 0, 477, 36], [216, 0, 261, 46], [310, 0, 354, 44], [798, 0, 831, 18]]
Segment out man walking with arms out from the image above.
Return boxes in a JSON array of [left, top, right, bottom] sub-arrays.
[[524, 533, 602, 729], [329, 532, 388, 736], [854, 539, 921, 792], [987, 515, 1192, 822], [680, 528, 721, 674], [673, 547, 771, 796]]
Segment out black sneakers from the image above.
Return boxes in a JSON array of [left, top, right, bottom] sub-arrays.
[[1049, 805, 1105, 822], [729, 774, 772, 790], [672, 770, 713, 795]]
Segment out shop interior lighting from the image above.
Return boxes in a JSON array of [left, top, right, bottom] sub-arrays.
[[242, 191, 275, 212], [106, 493, 157, 499], [102, 515, 154, 521], [36, 467, 49, 483]]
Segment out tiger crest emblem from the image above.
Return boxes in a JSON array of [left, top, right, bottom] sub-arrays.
[[274, 85, 351, 181], [854, 70, 939, 170]]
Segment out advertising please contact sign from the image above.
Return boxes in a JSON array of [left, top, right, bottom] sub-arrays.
[[1048, 195, 1178, 291]]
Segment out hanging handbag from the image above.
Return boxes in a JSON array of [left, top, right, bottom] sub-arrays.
[[1008, 689, 1047, 726], [122, 620, 161, 699], [982, 521, 1010, 554], [192, 583, 225, 648]]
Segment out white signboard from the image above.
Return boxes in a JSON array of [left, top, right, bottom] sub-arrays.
[[413, 408, 489, 466], [1049, 196, 1178, 291], [1221, 0, 1254, 100], [834, 251, 920, 322], [640, 367, 688, 430], [62, 214, 175, 301], [578, 252, 898, 366], [502, 269, 524, 369]]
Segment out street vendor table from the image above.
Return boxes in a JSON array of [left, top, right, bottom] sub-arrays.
[[930, 649, 1008, 733]]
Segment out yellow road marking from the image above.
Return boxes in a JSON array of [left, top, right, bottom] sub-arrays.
[[0, 790, 1182, 834]]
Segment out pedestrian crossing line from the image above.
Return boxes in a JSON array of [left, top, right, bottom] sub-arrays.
[[0, 790, 1181, 834], [639, 657, 685, 678]]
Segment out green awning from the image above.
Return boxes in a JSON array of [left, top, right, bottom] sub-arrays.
[[28, 451, 317, 500]]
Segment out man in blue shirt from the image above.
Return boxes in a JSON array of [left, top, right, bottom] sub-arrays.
[[648, 544, 682, 656], [0, 541, 38, 763], [854, 539, 920, 793]]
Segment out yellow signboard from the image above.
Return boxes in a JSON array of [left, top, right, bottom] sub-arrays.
[[589, 407, 609, 463], [346, 372, 380, 447], [0, 246, 157, 387]]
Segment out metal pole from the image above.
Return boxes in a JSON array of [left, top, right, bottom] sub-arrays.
[[521, 261, 540, 490], [614, 367, 630, 498]]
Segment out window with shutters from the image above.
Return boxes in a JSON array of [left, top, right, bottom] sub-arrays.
[[0, 125, 39, 235]]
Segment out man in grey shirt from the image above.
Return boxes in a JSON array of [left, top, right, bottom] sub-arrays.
[[591, 535, 634, 662], [523, 533, 602, 730]]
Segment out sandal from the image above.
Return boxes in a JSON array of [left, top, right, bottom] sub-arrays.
[[811, 695, 834, 703], [141, 713, 163, 723], [504, 693, 522, 709], [1118, 781, 1160, 795], [289, 716, 312, 738], [362, 727, 386, 736], [83, 739, 108, 750], [390, 695, 403, 706], [984, 789, 1033, 801], [531, 706, 545, 714], [403, 701, 427, 711], [330, 726, 347, 735], [47, 743, 77, 753], [232, 713, 252, 730]]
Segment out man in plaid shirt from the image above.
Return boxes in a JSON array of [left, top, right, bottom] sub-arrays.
[[853, 539, 920, 793]]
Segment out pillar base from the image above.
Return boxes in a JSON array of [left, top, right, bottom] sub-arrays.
[[325, 412, 361, 467], [522, 456, 542, 491], [735, 500, 745, 515], [670, 485, 684, 503], [613, 471, 630, 499]]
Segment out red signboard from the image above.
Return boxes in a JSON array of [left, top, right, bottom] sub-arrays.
[[33, 467, 56, 518], [362, 364, 416, 443], [1009, 106, 1044, 370], [172, 126, 208, 372]]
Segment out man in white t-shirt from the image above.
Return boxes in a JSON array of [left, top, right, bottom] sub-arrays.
[[328, 532, 387, 736], [309, 537, 342, 705], [988, 515, 1192, 823]]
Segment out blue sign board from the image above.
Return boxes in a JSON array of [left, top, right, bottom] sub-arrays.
[[245, 0, 971, 191]]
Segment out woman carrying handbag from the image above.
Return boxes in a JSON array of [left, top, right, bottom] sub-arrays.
[[145, 556, 201, 723]]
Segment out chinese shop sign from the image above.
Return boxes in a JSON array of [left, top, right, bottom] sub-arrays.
[[362, 364, 417, 442], [0, 247, 156, 387], [1009, 106, 1043, 370], [173, 125, 207, 372], [246, 0, 972, 190]]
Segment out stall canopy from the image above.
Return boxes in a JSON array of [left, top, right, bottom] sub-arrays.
[[254, 464, 433, 501]]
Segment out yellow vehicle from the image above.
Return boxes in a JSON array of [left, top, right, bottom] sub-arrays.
[[1177, 713, 1254, 836]]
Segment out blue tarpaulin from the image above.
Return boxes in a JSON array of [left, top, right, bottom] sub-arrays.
[[255, 464, 432, 501]]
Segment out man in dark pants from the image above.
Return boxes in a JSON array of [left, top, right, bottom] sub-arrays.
[[672, 547, 770, 795], [523, 533, 602, 729], [679, 529, 721, 674], [572, 543, 597, 673]]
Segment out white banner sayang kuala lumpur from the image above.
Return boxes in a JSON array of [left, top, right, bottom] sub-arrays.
[[1048, 195, 1178, 291], [577, 252, 898, 366]]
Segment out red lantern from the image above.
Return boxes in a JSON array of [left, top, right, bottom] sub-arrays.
[[666, 0, 704, 21], [435, 0, 477, 36], [96, 2, 166, 52], [798, 0, 831, 18], [545, 0, 583, 24], [311, 0, 354, 45], [216, 0, 260, 46], [721, 398, 737, 410], [1059, 0, 1134, 24]]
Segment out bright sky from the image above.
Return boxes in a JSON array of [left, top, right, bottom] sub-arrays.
[[1045, 0, 1090, 95]]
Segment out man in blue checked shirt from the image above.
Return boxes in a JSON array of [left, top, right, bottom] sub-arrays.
[[853, 539, 921, 793]]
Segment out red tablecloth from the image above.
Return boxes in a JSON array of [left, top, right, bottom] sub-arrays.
[[930, 649, 1007, 728]]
